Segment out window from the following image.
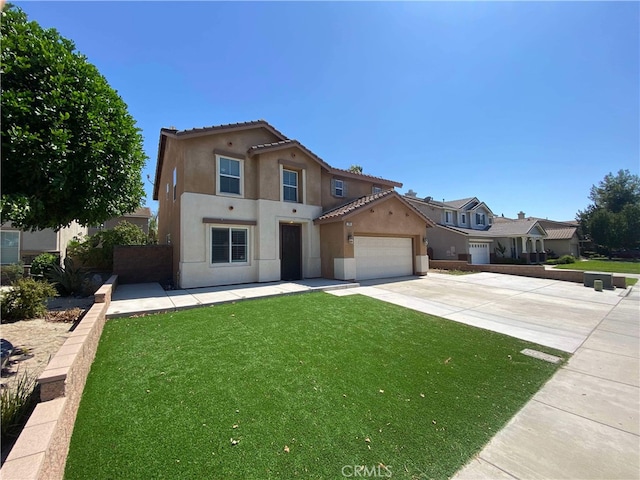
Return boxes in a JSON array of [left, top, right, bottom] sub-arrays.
[[166, 182, 169, 201], [476, 213, 486, 225], [445, 211, 452, 223], [1, 231, 20, 264], [332, 179, 346, 197], [218, 157, 242, 195], [461, 213, 466, 225], [372, 186, 383, 194], [172, 168, 177, 201], [211, 227, 248, 264], [283, 169, 298, 202]]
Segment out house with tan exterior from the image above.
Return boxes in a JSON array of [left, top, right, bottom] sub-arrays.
[[0, 222, 87, 265], [153, 120, 434, 288], [405, 196, 549, 264], [87, 206, 152, 236]]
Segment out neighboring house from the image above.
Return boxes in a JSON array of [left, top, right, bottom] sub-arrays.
[[87, 206, 152, 236], [153, 120, 433, 288], [0, 221, 87, 265], [520, 216, 580, 258], [405, 197, 549, 264]]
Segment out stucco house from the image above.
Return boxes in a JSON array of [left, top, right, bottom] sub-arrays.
[[514, 216, 580, 258], [405, 196, 549, 264], [153, 120, 433, 288], [87, 206, 152, 236], [0, 221, 87, 265]]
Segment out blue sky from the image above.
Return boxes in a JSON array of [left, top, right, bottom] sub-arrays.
[[17, 1, 639, 221]]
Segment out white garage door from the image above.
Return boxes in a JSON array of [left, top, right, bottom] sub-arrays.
[[469, 242, 490, 264], [354, 236, 413, 280]]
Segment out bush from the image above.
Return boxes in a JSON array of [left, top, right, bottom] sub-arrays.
[[556, 255, 576, 264], [0, 263, 24, 285], [30, 252, 59, 276], [45, 257, 85, 296], [0, 277, 58, 322], [1, 369, 38, 443], [68, 221, 148, 270]]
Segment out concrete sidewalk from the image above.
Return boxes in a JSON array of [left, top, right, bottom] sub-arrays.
[[107, 278, 358, 318], [453, 285, 640, 479]]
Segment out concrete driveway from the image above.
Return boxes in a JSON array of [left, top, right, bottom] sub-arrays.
[[330, 271, 628, 353]]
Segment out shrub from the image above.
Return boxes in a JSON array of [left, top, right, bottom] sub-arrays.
[[1, 370, 38, 443], [0, 277, 58, 322], [45, 257, 85, 296], [556, 255, 576, 264], [0, 263, 24, 285], [30, 252, 59, 276], [68, 221, 148, 270]]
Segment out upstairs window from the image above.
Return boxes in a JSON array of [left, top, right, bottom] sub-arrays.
[[283, 169, 298, 202], [461, 213, 467, 225], [372, 186, 383, 194], [332, 178, 346, 198], [217, 156, 242, 195], [476, 213, 486, 226], [211, 227, 248, 264], [445, 211, 453, 224]]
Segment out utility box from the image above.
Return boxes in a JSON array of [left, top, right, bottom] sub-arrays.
[[594, 279, 604, 292], [584, 271, 613, 289]]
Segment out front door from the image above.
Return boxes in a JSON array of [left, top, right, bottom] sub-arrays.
[[280, 224, 302, 281]]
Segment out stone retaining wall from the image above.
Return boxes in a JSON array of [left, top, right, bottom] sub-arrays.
[[0, 275, 118, 480], [429, 260, 627, 288]]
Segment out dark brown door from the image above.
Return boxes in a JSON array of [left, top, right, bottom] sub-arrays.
[[280, 224, 302, 281]]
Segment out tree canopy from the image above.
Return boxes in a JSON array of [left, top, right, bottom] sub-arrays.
[[578, 169, 640, 253], [0, 4, 147, 231]]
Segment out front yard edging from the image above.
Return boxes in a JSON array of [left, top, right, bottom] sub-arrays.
[[429, 260, 627, 288], [0, 275, 118, 480]]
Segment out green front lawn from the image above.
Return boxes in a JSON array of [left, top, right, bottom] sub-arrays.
[[553, 259, 639, 285], [65, 293, 566, 479]]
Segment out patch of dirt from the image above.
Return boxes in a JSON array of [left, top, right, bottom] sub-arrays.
[[1, 295, 94, 392]]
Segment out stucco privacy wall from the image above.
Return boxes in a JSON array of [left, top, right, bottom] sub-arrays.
[[179, 192, 322, 288], [425, 225, 470, 260], [0, 276, 117, 480]]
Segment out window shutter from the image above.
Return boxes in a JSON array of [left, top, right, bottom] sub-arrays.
[[343, 181, 348, 197], [331, 178, 336, 195]]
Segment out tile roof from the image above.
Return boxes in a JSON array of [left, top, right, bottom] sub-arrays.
[[442, 197, 477, 209], [169, 120, 289, 140], [315, 189, 396, 222], [544, 227, 577, 240], [437, 218, 546, 237], [315, 190, 435, 226]]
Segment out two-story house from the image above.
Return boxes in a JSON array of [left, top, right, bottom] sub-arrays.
[[153, 120, 433, 288], [406, 196, 548, 264]]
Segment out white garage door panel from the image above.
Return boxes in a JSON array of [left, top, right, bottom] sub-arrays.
[[354, 236, 413, 280], [469, 242, 490, 265]]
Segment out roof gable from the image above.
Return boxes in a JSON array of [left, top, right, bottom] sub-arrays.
[[314, 190, 435, 226]]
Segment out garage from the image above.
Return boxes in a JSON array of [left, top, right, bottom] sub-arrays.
[[469, 242, 490, 264], [354, 236, 413, 280]]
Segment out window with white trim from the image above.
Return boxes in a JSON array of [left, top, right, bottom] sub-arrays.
[[211, 227, 248, 264], [217, 156, 243, 196], [461, 213, 467, 225], [332, 178, 346, 197], [283, 169, 298, 202], [445, 210, 453, 224], [1, 231, 20, 264], [475, 213, 486, 226]]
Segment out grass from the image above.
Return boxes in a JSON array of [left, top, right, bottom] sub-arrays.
[[553, 259, 639, 286], [65, 293, 567, 480]]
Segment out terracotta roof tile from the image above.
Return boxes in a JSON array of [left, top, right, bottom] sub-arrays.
[[316, 189, 396, 222], [172, 120, 289, 139]]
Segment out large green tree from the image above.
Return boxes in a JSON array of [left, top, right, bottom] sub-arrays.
[[578, 169, 640, 253], [1, 4, 147, 231]]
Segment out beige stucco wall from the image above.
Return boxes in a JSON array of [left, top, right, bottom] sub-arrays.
[[2, 221, 86, 263], [426, 225, 469, 260], [178, 192, 322, 288], [320, 172, 390, 211]]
